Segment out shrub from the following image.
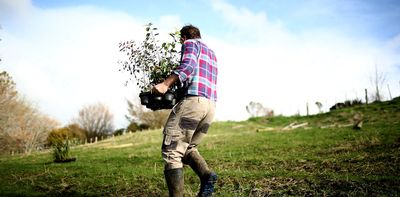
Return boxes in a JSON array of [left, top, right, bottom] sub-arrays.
[[352, 99, 363, 106], [114, 128, 125, 136], [344, 100, 352, 107], [126, 122, 151, 133], [47, 126, 85, 147], [126, 122, 140, 133], [47, 128, 70, 147]]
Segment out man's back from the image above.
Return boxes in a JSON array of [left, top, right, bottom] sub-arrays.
[[174, 39, 218, 101]]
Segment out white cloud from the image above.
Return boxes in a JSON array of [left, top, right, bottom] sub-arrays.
[[2, 3, 150, 127], [157, 15, 182, 31], [1, 0, 399, 127], [210, 0, 400, 120], [1, 2, 186, 128], [211, 0, 291, 46], [0, 0, 34, 21]]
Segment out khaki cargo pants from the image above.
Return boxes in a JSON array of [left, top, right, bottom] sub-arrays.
[[162, 96, 215, 170]]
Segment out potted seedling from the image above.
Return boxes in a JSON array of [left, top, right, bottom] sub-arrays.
[[119, 23, 181, 110]]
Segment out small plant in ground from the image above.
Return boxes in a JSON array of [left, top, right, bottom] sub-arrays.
[[52, 138, 76, 163]]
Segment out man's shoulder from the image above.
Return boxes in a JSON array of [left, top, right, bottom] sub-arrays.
[[184, 39, 215, 55]]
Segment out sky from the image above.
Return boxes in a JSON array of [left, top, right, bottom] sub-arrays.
[[1, 0, 400, 128]]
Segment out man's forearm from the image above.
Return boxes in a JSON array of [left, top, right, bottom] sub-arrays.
[[153, 74, 179, 94], [163, 74, 179, 88]]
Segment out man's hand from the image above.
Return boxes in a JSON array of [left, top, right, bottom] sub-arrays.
[[151, 74, 179, 95], [152, 82, 169, 94]]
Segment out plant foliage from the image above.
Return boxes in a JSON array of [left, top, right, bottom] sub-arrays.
[[119, 23, 181, 92], [52, 138, 75, 163]]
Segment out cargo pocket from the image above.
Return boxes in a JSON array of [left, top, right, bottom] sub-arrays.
[[178, 117, 199, 144], [162, 102, 183, 147], [179, 117, 199, 131], [162, 126, 181, 150]]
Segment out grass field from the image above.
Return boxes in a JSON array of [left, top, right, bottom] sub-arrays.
[[1, 97, 399, 196]]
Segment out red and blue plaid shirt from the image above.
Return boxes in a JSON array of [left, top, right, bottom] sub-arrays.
[[174, 39, 218, 101]]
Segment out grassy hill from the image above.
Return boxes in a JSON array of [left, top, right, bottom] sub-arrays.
[[1, 97, 399, 196]]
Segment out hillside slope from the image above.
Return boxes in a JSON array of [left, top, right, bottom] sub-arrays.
[[1, 97, 399, 196]]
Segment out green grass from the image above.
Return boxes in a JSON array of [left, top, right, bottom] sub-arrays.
[[1, 97, 400, 196]]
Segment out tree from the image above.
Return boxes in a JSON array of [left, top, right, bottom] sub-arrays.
[[10, 99, 59, 153], [125, 100, 169, 129], [1, 71, 59, 154], [73, 103, 115, 142], [1, 38, 59, 154], [315, 101, 323, 114], [370, 64, 387, 102], [0, 71, 20, 153], [1, 97, 59, 153], [246, 101, 274, 118], [0, 71, 18, 127]]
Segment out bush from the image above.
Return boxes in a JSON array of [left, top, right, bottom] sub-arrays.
[[126, 122, 140, 133], [47, 128, 70, 146], [47, 125, 86, 147], [352, 99, 363, 106], [126, 122, 151, 133], [114, 128, 125, 136]]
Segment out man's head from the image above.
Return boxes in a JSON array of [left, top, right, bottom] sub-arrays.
[[180, 25, 201, 43]]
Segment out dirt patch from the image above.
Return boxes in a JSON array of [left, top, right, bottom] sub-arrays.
[[105, 143, 133, 149]]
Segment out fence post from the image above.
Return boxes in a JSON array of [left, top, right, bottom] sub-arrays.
[[306, 102, 309, 116], [365, 89, 368, 105]]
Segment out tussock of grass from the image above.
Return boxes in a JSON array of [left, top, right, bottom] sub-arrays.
[[1, 97, 400, 196]]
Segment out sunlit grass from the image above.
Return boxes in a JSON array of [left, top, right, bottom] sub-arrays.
[[1, 98, 399, 196]]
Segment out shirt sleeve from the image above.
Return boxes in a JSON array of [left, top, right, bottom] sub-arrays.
[[173, 40, 199, 85]]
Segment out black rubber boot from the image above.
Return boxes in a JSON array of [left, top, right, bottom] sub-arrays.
[[185, 151, 217, 197], [164, 168, 184, 197], [200, 172, 218, 197]]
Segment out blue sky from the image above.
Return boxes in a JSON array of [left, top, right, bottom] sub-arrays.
[[1, 0, 400, 128], [30, 0, 400, 40]]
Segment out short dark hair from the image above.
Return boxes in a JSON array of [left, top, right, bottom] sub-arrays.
[[180, 25, 201, 39]]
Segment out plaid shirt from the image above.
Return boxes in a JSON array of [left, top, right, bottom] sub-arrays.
[[174, 39, 218, 101]]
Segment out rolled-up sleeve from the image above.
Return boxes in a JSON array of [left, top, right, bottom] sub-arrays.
[[173, 40, 199, 85]]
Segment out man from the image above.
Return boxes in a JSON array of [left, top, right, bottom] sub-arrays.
[[152, 24, 218, 197]]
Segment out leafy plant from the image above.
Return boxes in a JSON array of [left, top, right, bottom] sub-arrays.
[[119, 23, 181, 92], [52, 138, 76, 163], [50, 133, 76, 163]]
